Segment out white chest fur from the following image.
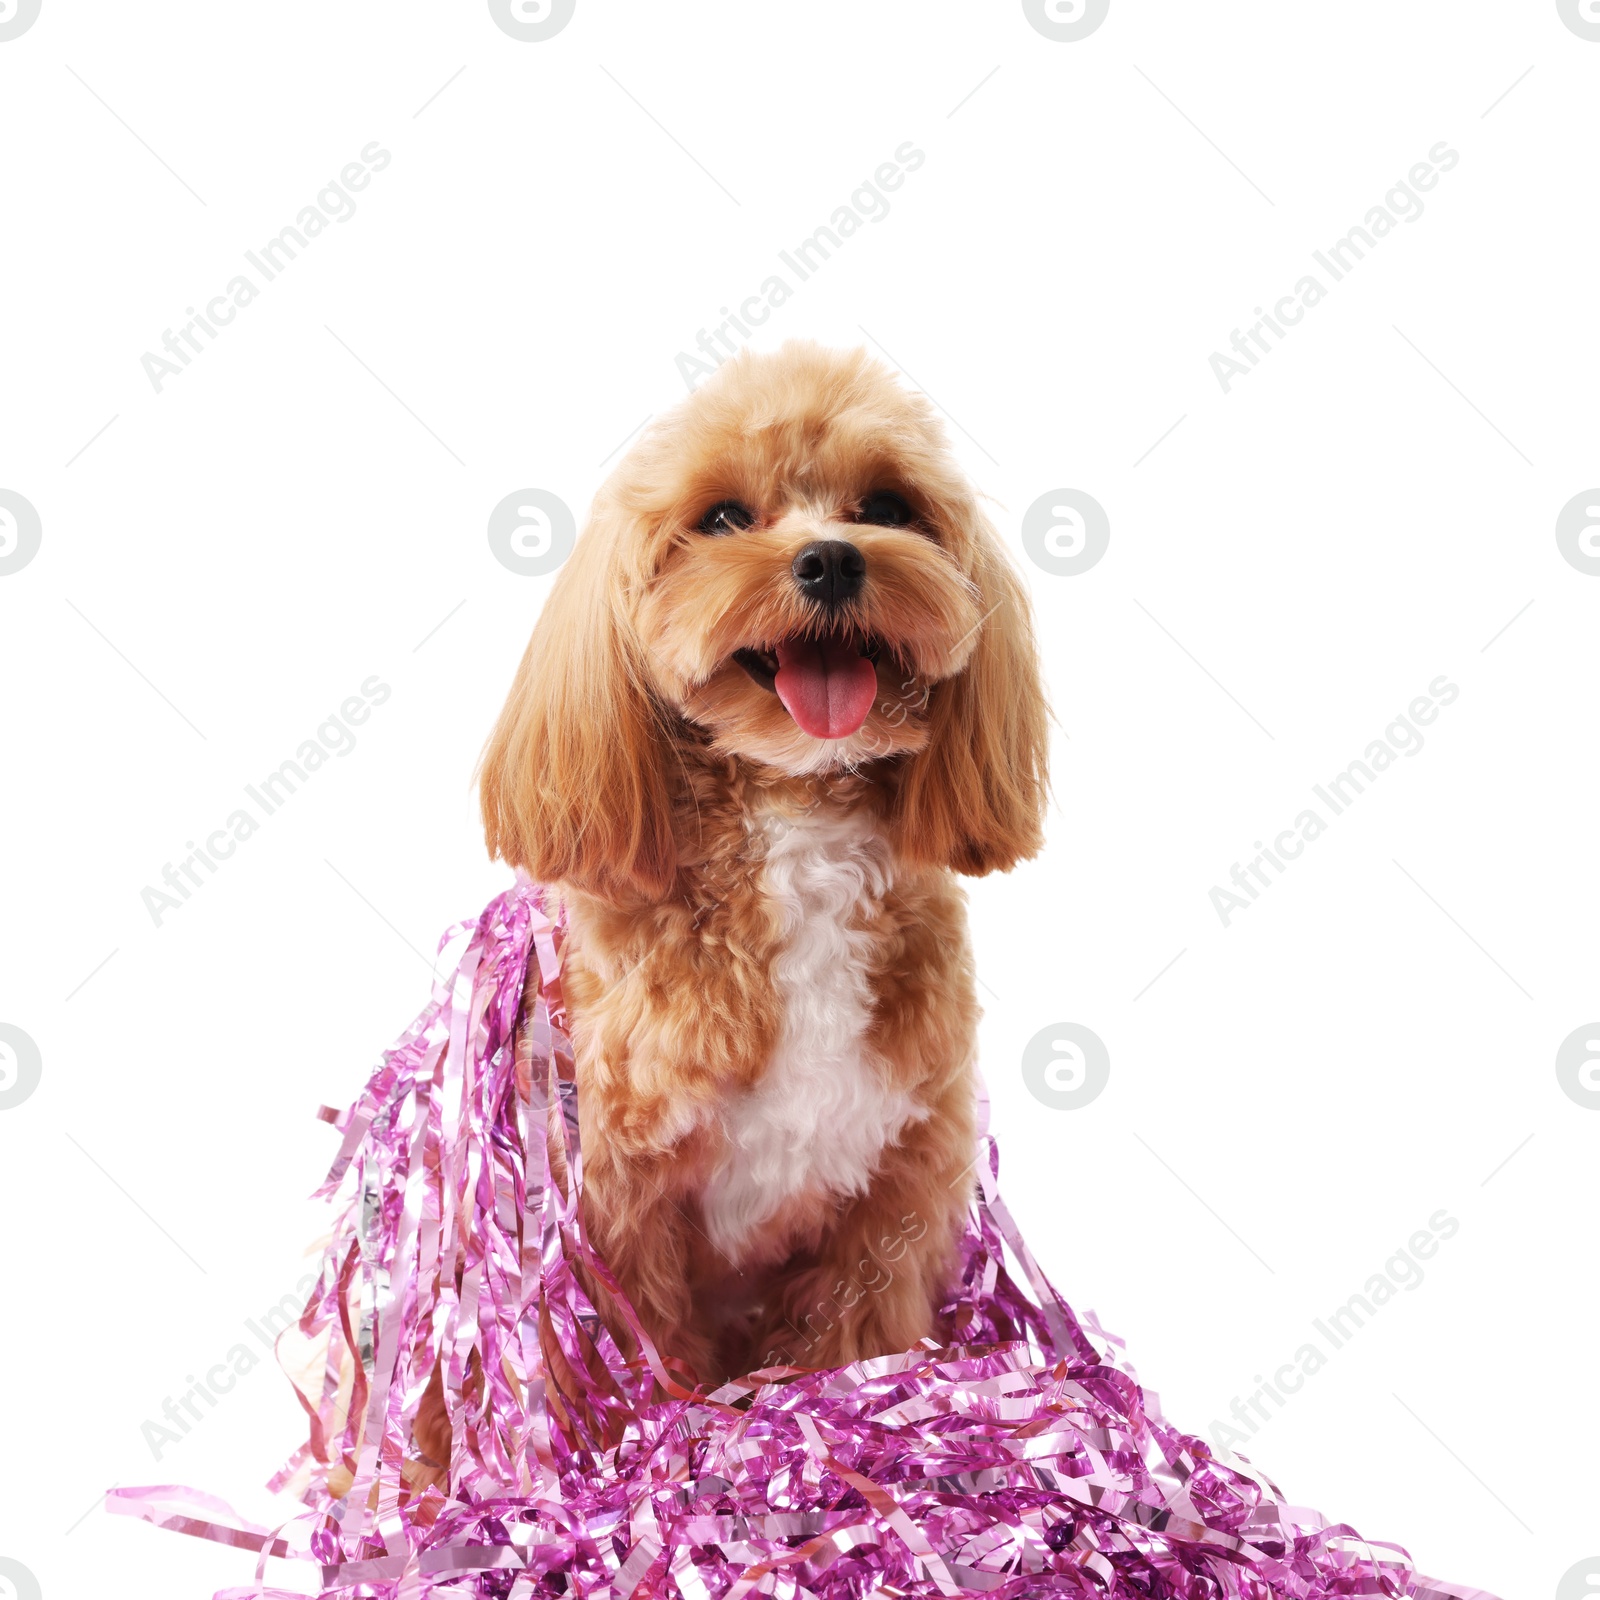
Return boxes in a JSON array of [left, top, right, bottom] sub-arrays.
[[700, 808, 925, 1263]]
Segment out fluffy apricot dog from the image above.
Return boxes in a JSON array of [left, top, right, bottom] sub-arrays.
[[418, 342, 1047, 1471]]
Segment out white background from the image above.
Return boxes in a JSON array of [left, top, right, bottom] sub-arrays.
[[1, 3, 1595, 1597]]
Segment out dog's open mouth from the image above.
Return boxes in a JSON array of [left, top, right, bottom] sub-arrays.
[[733, 632, 881, 740]]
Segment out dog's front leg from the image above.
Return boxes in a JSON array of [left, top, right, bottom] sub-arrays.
[[747, 1096, 975, 1373], [576, 1142, 726, 1386]]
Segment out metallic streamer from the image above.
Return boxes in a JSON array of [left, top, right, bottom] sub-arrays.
[[110, 881, 1500, 1600]]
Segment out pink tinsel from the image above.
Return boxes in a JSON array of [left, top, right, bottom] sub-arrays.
[[112, 880, 1499, 1599]]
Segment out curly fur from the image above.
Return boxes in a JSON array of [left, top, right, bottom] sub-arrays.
[[415, 343, 1048, 1471]]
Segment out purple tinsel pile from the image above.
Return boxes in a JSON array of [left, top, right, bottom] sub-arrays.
[[112, 880, 1497, 1599]]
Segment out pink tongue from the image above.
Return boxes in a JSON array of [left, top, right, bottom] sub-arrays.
[[773, 638, 878, 739]]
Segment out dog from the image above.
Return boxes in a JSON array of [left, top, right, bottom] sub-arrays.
[[414, 342, 1047, 1477]]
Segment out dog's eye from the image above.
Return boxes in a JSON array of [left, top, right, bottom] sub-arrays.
[[855, 490, 913, 527], [697, 500, 755, 536]]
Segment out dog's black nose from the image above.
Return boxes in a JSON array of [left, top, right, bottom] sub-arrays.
[[791, 540, 866, 609]]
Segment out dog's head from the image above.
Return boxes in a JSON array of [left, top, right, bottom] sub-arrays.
[[482, 342, 1048, 899]]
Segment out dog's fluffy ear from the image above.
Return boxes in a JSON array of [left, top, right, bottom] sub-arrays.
[[888, 523, 1049, 875], [479, 511, 676, 900]]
